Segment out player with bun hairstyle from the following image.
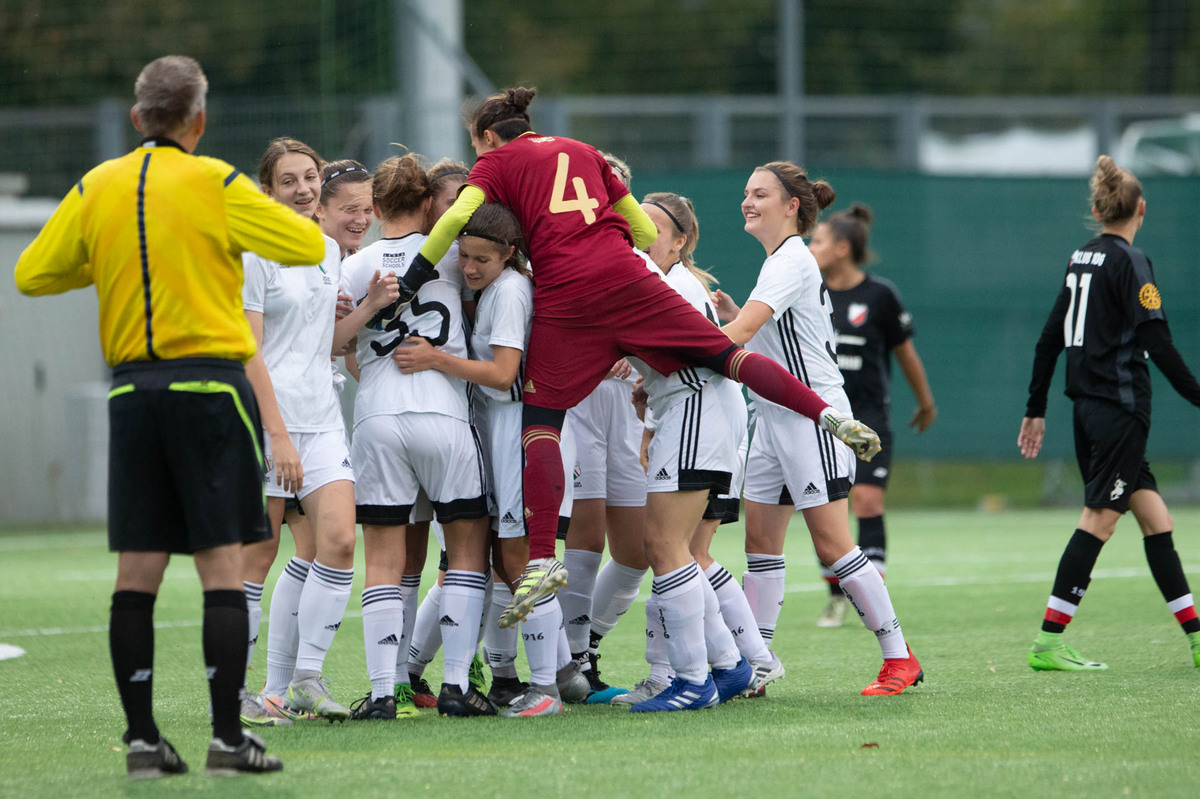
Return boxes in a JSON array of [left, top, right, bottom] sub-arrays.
[[806, 204, 936, 627], [1020, 155, 1200, 671], [340, 153, 494, 719], [715, 161, 923, 696], [316, 159, 373, 259], [239, 139, 398, 726], [400, 87, 881, 630]]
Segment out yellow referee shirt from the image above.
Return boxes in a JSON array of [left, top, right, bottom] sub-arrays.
[[14, 139, 326, 366]]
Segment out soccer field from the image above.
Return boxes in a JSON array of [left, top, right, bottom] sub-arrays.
[[1, 508, 1196, 798]]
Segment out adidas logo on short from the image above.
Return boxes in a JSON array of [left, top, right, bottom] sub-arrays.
[[324, 621, 342, 632], [655, 468, 671, 481], [341, 458, 352, 469], [802, 482, 821, 496], [501, 511, 518, 524], [439, 615, 459, 627], [249, 635, 258, 646], [568, 614, 590, 626], [377, 633, 400, 646]]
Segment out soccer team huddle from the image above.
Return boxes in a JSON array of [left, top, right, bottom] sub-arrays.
[[235, 85, 929, 728]]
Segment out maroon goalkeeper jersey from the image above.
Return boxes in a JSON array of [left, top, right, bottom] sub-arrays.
[[466, 132, 647, 313]]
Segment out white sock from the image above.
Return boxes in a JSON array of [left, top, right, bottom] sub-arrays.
[[264, 558, 308, 695], [395, 574, 421, 682], [243, 581, 263, 675], [560, 549, 602, 654], [652, 561, 708, 684], [483, 582, 518, 679], [441, 571, 488, 692], [408, 583, 443, 679], [704, 561, 772, 665], [522, 594, 563, 686], [361, 585, 402, 700], [831, 547, 906, 659], [743, 553, 786, 644], [556, 625, 572, 671], [295, 561, 353, 674], [699, 573, 739, 670], [591, 560, 646, 638], [645, 593, 672, 684]]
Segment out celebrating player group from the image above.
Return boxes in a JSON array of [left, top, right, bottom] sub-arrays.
[[20, 54, 1198, 782]]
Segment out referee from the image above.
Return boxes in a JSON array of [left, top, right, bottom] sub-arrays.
[[15, 56, 325, 778]]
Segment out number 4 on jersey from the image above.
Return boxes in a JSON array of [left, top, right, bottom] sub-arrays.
[[549, 152, 599, 224]]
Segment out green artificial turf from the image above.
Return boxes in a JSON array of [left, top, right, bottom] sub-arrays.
[[1, 509, 1196, 797]]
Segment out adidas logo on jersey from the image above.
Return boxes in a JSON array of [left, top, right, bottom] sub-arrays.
[[501, 512, 518, 524], [655, 468, 671, 481], [523, 379, 536, 394], [568, 614, 591, 626], [438, 615, 459, 627], [377, 633, 400, 646], [802, 482, 821, 496]]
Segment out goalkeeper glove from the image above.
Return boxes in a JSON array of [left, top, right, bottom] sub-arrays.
[[819, 408, 882, 462]]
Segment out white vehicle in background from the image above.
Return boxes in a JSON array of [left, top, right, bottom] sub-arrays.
[[1117, 114, 1200, 176]]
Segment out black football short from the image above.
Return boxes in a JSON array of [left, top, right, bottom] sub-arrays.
[[1073, 397, 1157, 513], [107, 359, 269, 554], [853, 415, 892, 489]]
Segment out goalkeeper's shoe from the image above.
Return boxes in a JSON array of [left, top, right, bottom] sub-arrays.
[[393, 683, 420, 717], [819, 408, 882, 462], [861, 645, 924, 695], [498, 558, 568, 628], [1028, 638, 1107, 672], [125, 735, 188, 780]]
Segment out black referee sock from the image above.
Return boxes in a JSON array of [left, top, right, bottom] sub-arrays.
[[857, 515, 887, 570], [203, 590, 248, 747], [1144, 532, 1200, 635], [110, 590, 160, 744], [1042, 529, 1105, 634]]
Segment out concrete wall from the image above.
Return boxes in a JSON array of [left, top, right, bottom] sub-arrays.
[[1, 199, 109, 525]]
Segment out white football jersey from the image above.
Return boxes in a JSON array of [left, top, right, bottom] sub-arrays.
[[340, 233, 469, 426], [470, 267, 533, 405], [629, 258, 723, 423], [242, 234, 344, 432], [745, 235, 849, 415]]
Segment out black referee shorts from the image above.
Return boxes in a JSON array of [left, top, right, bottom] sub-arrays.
[[1073, 397, 1157, 513], [107, 358, 270, 554], [853, 413, 892, 490]]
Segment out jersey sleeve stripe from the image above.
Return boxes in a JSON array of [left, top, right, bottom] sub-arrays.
[[223, 168, 241, 187], [137, 153, 158, 360]]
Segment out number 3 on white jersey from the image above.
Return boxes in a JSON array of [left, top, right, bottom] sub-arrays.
[[549, 152, 599, 224], [1063, 271, 1092, 347]]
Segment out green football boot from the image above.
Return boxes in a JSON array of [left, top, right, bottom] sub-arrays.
[[1028, 632, 1107, 671]]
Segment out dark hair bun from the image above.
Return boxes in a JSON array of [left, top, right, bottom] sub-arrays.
[[848, 204, 873, 225], [811, 180, 836, 212], [506, 87, 536, 115]]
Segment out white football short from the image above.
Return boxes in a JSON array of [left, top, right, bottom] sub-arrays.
[[351, 412, 488, 526], [743, 406, 855, 510], [568, 378, 647, 506], [646, 382, 733, 496], [488, 402, 576, 538], [263, 428, 354, 501]]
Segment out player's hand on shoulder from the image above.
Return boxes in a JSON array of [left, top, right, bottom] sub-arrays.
[[910, 403, 937, 433], [392, 335, 437, 373], [1017, 416, 1045, 459]]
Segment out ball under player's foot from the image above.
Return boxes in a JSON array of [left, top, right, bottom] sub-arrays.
[[1028, 632, 1107, 672], [861, 645, 924, 695], [819, 409, 882, 462], [497, 557, 568, 628]]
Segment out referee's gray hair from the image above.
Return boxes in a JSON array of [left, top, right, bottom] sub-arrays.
[[133, 56, 208, 137]]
